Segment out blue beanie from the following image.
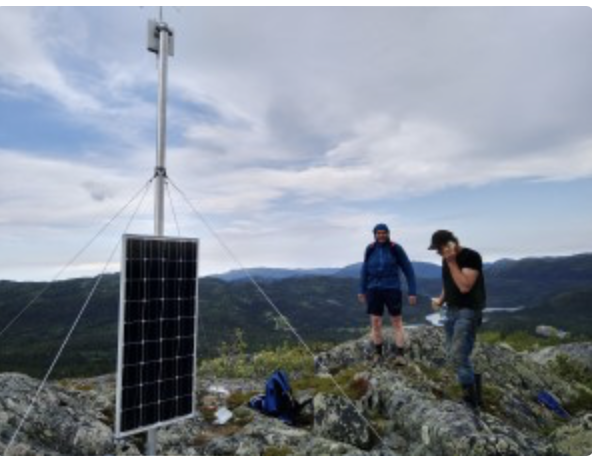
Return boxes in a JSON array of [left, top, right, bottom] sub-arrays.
[[373, 223, 390, 233]]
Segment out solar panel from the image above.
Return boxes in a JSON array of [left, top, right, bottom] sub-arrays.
[[115, 234, 199, 438]]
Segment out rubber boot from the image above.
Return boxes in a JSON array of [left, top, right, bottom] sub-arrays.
[[371, 344, 384, 367], [474, 373, 484, 408], [461, 383, 479, 410], [394, 346, 407, 366]]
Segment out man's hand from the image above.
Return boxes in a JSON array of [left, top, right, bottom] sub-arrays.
[[442, 246, 458, 263], [357, 293, 366, 305], [408, 295, 417, 306], [431, 296, 444, 311]]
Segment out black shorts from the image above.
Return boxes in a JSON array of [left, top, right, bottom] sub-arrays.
[[366, 289, 403, 317]]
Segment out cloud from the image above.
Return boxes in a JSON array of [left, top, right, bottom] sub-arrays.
[[166, 7, 592, 204], [6, 7, 591, 193], [82, 180, 115, 202], [0, 7, 163, 151], [0, 8, 101, 111], [2, 7, 592, 280], [171, 115, 592, 214], [0, 148, 148, 228]]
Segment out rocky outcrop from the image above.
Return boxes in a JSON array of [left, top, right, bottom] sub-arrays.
[[550, 413, 592, 456], [529, 342, 592, 373], [1, 326, 590, 456], [313, 393, 374, 449], [315, 326, 586, 455], [535, 325, 570, 340], [198, 411, 368, 456], [369, 370, 556, 456], [0, 373, 135, 456]]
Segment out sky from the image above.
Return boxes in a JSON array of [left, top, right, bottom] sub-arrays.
[[0, 6, 591, 281]]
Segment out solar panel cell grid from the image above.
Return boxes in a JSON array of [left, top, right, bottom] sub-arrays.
[[116, 235, 199, 437]]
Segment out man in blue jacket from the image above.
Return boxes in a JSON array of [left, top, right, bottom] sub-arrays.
[[358, 223, 417, 366]]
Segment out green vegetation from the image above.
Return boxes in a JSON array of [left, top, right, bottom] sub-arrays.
[[292, 366, 369, 400], [416, 363, 463, 401], [0, 275, 368, 378], [200, 331, 369, 402], [199, 328, 343, 381], [477, 330, 579, 352], [482, 286, 592, 338], [550, 355, 592, 389], [199, 405, 216, 424], [2, 253, 592, 378], [231, 407, 255, 426], [549, 354, 592, 415], [365, 407, 389, 439], [226, 390, 259, 410], [481, 383, 504, 414], [57, 380, 95, 392], [262, 446, 293, 456], [416, 362, 504, 415], [200, 344, 316, 379]]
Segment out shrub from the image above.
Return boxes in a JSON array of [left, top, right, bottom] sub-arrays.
[[232, 407, 254, 426], [200, 344, 314, 379], [292, 365, 368, 400], [199, 405, 217, 423], [478, 330, 572, 352], [263, 446, 293, 456], [227, 390, 259, 410], [549, 354, 592, 415]]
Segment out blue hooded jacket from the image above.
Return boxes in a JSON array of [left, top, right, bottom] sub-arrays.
[[359, 241, 417, 295]]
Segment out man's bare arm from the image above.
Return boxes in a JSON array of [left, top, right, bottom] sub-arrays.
[[447, 261, 479, 294]]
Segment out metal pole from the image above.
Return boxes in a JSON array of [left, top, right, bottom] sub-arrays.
[[154, 22, 170, 238], [147, 428, 157, 456], [148, 20, 171, 456]]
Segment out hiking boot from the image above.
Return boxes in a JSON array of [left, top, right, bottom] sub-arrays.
[[461, 383, 479, 410], [474, 373, 484, 408], [393, 346, 407, 366], [393, 354, 407, 366]]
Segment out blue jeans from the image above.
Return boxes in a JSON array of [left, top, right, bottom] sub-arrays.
[[444, 307, 482, 386]]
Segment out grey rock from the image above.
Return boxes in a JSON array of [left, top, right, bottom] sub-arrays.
[[315, 326, 581, 455], [313, 393, 374, 450], [1, 326, 591, 456], [372, 370, 556, 456], [529, 342, 592, 373], [536, 325, 570, 340], [551, 413, 592, 456], [0, 373, 119, 456], [200, 435, 244, 455], [193, 409, 365, 455]]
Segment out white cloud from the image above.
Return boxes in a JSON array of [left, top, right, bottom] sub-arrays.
[[2, 7, 592, 280], [0, 148, 151, 227], [0, 7, 101, 111]]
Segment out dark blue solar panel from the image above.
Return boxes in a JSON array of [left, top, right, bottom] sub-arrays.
[[116, 235, 198, 437]]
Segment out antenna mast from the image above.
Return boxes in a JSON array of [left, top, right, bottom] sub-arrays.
[[146, 11, 174, 454], [148, 11, 174, 237]]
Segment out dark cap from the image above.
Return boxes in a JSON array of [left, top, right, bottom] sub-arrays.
[[428, 230, 456, 250], [373, 223, 390, 233]]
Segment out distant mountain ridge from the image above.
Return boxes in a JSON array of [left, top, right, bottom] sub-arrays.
[[1, 252, 591, 378], [485, 253, 592, 281], [209, 267, 341, 282], [210, 261, 442, 282], [210, 252, 592, 283]]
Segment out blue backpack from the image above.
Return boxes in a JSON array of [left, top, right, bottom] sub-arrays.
[[249, 369, 299, 424], [536, 391, 570, 419], [364, 241, 399, 263]]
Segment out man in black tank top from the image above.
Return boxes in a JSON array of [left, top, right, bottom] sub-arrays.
[[429, 230, 486, 410]]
